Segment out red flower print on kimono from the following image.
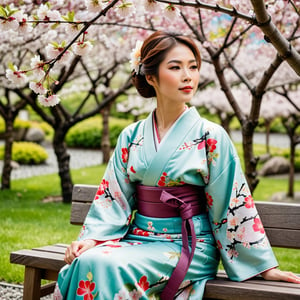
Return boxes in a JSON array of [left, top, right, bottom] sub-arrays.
[[77, 272, 98, 300], [253, 218, 265, 234], [137, 275, 150, 291], [121, 147, 129, 163], [95, 179, 109, 198], [207, 138, 217, 152], [206, 192, 213, 208], [245, 195, 255, 209]]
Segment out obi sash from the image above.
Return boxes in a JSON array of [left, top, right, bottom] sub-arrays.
[[136, 184, 206, 300]]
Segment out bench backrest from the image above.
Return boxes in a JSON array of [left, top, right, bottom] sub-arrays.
[[71, 184, 300, 249]]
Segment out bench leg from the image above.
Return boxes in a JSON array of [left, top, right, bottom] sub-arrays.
[[23, 266, 41, 300]]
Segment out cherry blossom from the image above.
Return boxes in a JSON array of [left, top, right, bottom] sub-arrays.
[[85, 0, 103, 13], [72, 40, 93, 56], [116, 1, 136, 18], [29, 82, 48, 95], [6, 65, 28, 87], [129, 40, 143, 73], [30, 55, 46, 81], [38, 94, 61, 107]]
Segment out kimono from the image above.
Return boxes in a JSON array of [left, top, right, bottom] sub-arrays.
[[54, 106, 278, 300]]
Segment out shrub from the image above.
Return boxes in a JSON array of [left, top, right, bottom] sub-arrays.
[[0, 142, 48, 165], [65, 116, 132, 149]]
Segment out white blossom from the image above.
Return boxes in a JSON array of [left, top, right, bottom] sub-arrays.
[[30, 55, 46, 80], [6, 66, 28, 87], [0, 16, 19, 31], [116, 1, 136, 18], [72, 41, 93, 56], [85, 0, 103, 13], [29, 82, 48, 95], [144, 0, 161, 12], [129, 40, 143, 73], [38, 94, 60, 107], [164, 4, 180, 20]]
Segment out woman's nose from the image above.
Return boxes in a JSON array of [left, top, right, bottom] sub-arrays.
[[182, 68, 192, 81]]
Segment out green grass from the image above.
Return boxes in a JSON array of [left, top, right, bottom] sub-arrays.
[[1, 161, 299, 284]]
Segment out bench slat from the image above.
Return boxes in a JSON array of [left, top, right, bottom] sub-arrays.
[[256, 202, 300, 230], [72, 184, 97, 202], [70, 202, 91, 225], [32, 245, 67, 254], [204, 278, 300, 299], [10, 249, 66, 271], [264, 228, 300, 248]]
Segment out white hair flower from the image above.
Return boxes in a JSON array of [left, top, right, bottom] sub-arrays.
[[130, 40, 143, 74]]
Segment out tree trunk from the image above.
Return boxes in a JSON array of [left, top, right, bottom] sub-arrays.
[[242, 121, 259, 192], [265, 120, 271, 154], [53, 130, 73, 203], [1, 115, 15, 190], [101, 104, 111, 164], [287, 139, 295, 198]]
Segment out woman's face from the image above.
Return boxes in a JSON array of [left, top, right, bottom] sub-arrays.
[[147, 43, 200, 105]]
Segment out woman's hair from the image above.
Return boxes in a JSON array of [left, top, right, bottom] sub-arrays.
[[132, 31, 201, 98]]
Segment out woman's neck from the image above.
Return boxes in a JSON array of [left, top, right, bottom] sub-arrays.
[[155, 104, 187, 141]]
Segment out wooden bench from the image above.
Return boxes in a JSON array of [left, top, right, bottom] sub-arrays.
[[10, 184, 300, 299]]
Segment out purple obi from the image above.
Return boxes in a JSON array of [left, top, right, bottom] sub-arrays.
[[135, 184, 207, 300]]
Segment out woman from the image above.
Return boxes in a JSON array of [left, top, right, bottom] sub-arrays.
[[54, 31, 300, 300]]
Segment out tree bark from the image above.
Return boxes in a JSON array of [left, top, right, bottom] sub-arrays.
[[53, 129, 73, 203], [1, 115, 15, 190], [101, 103, 111, 164]]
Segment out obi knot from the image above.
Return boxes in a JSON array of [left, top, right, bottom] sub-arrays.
[[160, 190, 194, 220]]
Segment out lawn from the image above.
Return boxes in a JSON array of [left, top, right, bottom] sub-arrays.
[[1, 163, 300, 284]]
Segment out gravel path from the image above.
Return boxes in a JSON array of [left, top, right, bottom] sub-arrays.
[[0, 146, 103, 180]]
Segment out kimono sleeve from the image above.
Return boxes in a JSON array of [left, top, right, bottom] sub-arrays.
[[78, 126, 136, 242], [204, 125, 278, 281]]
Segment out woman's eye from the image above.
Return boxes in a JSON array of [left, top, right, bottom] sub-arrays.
[[190, 65, 198, 70], [170, 66, 180, 70]]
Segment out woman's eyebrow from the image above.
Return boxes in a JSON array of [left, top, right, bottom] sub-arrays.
[[167, 59, 197, 64]]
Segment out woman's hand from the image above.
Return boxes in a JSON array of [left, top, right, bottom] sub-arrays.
[[261, 268, 300, 284], [64, 239, 96, 264]]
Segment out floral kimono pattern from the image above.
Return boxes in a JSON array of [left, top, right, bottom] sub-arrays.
[[54, 107, 278, 299]]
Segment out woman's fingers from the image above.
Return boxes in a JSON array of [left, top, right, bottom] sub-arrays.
[[64, 240, 96, 264]]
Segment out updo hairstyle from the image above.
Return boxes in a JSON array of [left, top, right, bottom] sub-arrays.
[[131, 31, 201, 98]]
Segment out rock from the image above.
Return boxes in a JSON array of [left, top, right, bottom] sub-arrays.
[[25, 127, 45, 143], [258, 156, 290, 176]]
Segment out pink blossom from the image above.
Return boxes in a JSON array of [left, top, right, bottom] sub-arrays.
[[85, 0, 103, 13], [29, 82, 47, 95], [0, 16, 19, 31], [116, 1, 136, 18], [38, 94, 60, 107], [30, 55, 46, 80], [45, 44, 62, 59], [144, 0, 161, 12], [72, 41, 93, 56], [6, 67, 28, 87], [164, 4, 180, 20]]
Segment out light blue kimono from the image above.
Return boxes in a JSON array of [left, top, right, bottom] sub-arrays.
[[54, 107, 278, 299]]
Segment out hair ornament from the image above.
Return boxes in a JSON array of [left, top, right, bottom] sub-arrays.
[[130, 40, 144, 75]]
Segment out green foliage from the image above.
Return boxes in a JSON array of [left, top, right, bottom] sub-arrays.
[[0, 142, 48, 165], [65, 115, 132, 149]]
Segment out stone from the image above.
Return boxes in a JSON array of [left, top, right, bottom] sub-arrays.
[[25, 127, 45, 143], [258, 156, 290, 176]]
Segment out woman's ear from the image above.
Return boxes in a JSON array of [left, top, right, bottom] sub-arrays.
[[145, 74, 155, 86]]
